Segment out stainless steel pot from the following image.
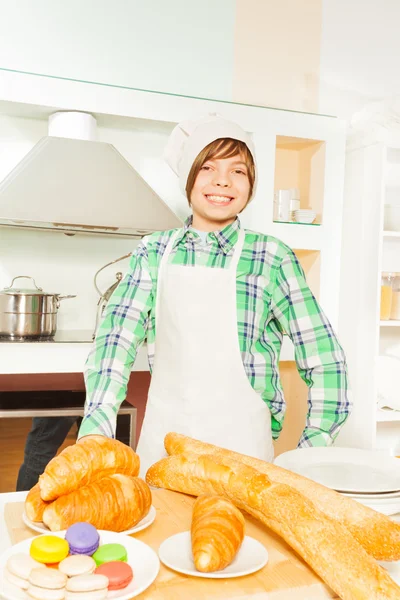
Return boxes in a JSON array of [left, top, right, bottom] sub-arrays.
[[0, 276, 76, 339]]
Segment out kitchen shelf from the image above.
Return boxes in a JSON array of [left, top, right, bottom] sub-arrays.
[[274, 135, 325, 224], [380, 321, 400, 327], [377, 408, 400, 423], [383, 231, 400, 238], [269, 221, 322, 251]]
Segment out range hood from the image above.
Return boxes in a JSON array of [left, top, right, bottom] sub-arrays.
[[0, 111, 182, 237]]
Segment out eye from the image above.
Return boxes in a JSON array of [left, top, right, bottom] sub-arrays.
[[234, 169, 246, 175], [201, 165, 212, 171]]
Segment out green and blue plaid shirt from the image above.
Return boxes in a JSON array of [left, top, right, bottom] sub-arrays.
[[80, 217, 351, 447]]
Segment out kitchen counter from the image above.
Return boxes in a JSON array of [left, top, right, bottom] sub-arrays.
[[1, 489, 341, 599], [0, 335, 149, 374]]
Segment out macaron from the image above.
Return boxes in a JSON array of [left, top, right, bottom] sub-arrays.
[[27, 584, 66, 600], [6, 553, 42, 588], [92, 543, 127, 566], [95, 560, 133, 590], [59, 555, 96, 577], [65, 523, 100, 556], [4, 566, 30, 590], [65, 573, 109, 599], [65, 591, 107, 600], [29, 566, 67, 589], [30, 535, 69, 564]]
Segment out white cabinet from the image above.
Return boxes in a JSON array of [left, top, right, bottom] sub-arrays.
[[338, 134, 400, 454], [0, 69, 346, 373]]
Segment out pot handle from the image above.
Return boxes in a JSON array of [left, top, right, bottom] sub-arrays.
[[5, 275, 43, 291], [57, 295, 77, 301]]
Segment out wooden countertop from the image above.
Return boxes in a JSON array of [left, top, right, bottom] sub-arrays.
[[4, 488, 338, 599]]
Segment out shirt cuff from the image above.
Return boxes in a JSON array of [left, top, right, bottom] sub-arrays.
[[297, 428, 334, 448], [77, 407, 117, 440]]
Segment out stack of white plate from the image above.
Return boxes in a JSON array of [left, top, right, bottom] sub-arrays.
[[294, 209, 316, 224], [274, 447, 400, 516]]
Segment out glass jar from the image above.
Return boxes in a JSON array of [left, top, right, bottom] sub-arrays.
[[380, 272, 395, 320], [390, 274, 400, 320]]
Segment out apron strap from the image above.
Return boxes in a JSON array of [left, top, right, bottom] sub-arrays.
[[159, 229, 181, 271], [228, 228, 245, 271]]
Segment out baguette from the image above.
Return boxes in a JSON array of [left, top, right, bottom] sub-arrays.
[[39, 437, 140, 501], [147, 452, 400, 600], [42, 474, 151, 532], [164, 432, 400, 562], [191, 495, 245, 572], [25, 483, 50, 522]]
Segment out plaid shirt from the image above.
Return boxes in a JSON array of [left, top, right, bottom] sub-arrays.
[[80, 217, 351, 447]]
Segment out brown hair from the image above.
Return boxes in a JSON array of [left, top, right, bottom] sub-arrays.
[[185, 138, 255, 206]]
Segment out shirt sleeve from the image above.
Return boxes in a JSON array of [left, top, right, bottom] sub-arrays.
[[78, 240, 153, 439], [270, 249, 352, 447]]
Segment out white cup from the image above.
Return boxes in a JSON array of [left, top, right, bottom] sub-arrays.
[[273, 190, 291, 222]]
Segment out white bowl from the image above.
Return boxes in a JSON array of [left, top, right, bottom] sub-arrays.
[[294, 209, 316, 216], [294, 216, 316, 224]]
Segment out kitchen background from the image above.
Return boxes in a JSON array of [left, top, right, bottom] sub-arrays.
[[1, 0, 400, 489]]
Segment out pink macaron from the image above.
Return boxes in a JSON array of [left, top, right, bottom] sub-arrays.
[[95, 561, 133, 590]]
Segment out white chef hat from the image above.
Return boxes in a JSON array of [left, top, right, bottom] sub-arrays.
[[164, 113, 257, 199]]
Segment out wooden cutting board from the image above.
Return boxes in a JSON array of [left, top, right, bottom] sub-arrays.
[[4, 489, 338, 599]]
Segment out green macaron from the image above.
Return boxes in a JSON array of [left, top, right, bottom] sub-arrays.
[[92, 543, 128, 567]]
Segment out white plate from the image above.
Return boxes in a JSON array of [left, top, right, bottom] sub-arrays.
[[351, 497, 400, 516], [379, 560, 400, 585], [0, 530, 159, 600], [274, 447, 400, 493], [158, 531, 268, 579], [341, 489, 400, 500], [22, 505, 156, 536]]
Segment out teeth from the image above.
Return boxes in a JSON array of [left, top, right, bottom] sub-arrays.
[[206, 195, 232, 203]]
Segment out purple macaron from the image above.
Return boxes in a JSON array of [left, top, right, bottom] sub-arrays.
[[65, 522, 100, 555]]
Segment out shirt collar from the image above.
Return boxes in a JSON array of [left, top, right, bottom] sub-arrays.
[[174, 216, 241, 254]]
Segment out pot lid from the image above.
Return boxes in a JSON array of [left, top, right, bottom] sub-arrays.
[[0, 276, 58, 296]]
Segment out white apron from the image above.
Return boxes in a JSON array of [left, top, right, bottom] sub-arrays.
[[136, 228, 274, 477]]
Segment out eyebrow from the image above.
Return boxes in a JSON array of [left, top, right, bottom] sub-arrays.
[[207, 159, 247, 167]]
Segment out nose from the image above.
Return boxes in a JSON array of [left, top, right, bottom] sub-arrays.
[[212, 171, 231, 187]]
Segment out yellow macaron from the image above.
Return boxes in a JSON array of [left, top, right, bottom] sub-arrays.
[[30, 535, 69, 564]]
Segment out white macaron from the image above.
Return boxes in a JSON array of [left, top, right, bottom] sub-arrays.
[[6, 553, 42, 583], [58, 555, 96, 577]]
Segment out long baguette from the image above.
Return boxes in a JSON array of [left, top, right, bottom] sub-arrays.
[[164, 432, 400, 561], [146, 452, 400, 600]]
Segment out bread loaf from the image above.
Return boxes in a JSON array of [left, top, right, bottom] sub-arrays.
[[164, 432, 400, 562], [42, 474, 151, 532], [25, 483, 50, 522], [39, 437, 140, 501], [191, 495, 245, 572], [147, 452, 400, 600]]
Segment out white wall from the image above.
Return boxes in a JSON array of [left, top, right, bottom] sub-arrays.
[[0, 0, 235, 101], [319, 0, 400, 119]]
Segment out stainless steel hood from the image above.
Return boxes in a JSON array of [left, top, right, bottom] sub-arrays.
[[0, 112, 182, 237]]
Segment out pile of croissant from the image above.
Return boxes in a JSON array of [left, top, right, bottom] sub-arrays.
[[25, 436, 151, 532]]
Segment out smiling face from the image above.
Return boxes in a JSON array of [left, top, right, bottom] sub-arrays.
[[186, 138, 255, 231]]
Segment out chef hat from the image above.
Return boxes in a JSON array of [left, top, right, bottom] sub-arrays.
[[164, 113, 257, 198]]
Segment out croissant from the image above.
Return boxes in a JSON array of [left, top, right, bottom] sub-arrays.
[[25, 483, 51, 522], [39, 436, 140, 501], [191, 495, 244, 572], [164, 432, 400, 562], [147, 452, 400, 600], [42, 474, 151, 532]]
